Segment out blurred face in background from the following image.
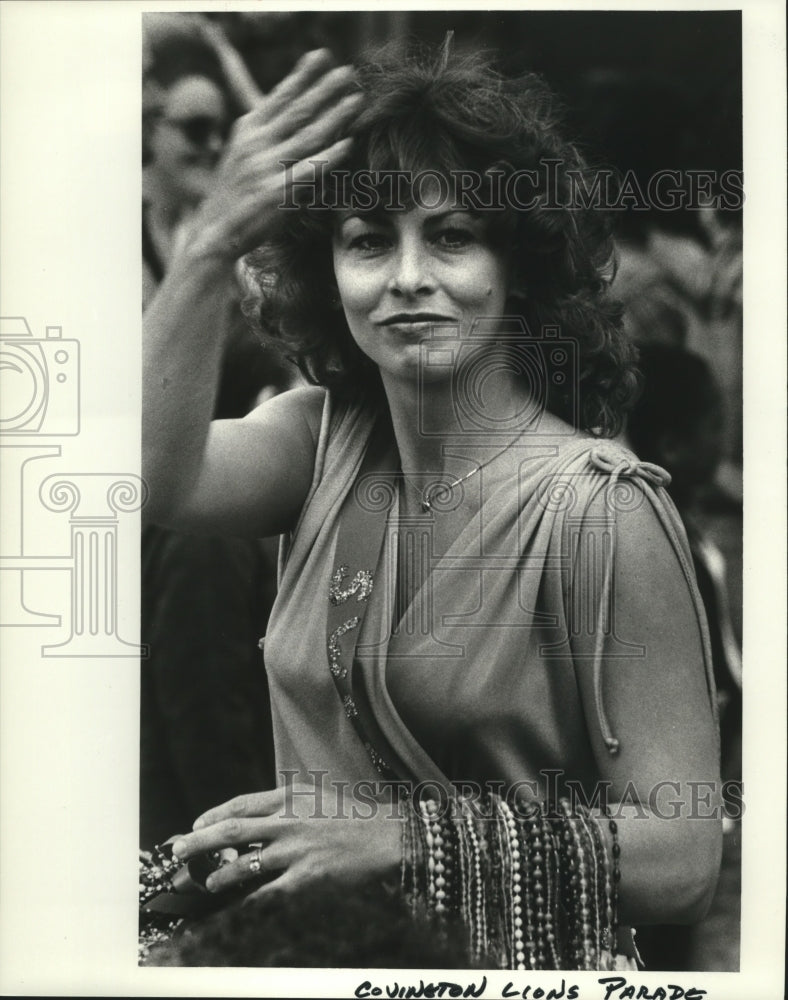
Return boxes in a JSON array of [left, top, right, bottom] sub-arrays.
[[147, 74, 228, 210]]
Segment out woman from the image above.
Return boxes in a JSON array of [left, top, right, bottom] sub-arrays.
[[143, 44, 721, 970]]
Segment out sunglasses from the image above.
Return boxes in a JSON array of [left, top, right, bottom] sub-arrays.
[[163, 115, 230, 146]]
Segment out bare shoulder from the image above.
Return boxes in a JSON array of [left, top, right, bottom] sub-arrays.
[[170, 385, 328, 537], [242, 384, 326, 438], [574, 441, 682, 568], [564, 439, 701, 662], [568, 445, 717, 786], [229, 384, 328, 479]]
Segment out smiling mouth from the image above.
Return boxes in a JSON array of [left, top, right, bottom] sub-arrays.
[[379, 314, 456, 326]]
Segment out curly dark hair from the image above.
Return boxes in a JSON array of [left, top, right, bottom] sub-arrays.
[[246, 42, 639, 437]]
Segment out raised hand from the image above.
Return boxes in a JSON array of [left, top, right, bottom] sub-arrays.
[[189, 49, 362, 262]]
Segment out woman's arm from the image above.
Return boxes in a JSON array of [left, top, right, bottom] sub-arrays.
[[143, 49, 361, 535], [143, 245, 326, 536], [571, 485, 722, 927]]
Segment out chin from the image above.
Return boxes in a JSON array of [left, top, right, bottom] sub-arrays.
[[376, 346, 442, 384]]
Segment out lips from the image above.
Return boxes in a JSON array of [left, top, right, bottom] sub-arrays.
[[379, 313, 456, 326]]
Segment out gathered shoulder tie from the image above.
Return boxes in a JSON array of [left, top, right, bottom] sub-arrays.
[[588, 447, 672, 489], [585, 447, 674, 755]]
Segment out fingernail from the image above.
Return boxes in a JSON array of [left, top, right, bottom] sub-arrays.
[[205, 874, 217, 892]]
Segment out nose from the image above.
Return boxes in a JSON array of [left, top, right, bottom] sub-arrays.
[[388, 237, 434, 297]]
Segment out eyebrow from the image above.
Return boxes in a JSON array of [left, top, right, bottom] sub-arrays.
[[425, 209, 484, 224], [336, 208, 483, 228], [335, 209, 388, 227]]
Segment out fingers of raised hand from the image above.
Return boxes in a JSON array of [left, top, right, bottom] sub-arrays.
[[262, 50, 357, 118], [222, 80, 359, 189], [278, 66, 360, 137], [263, 48, 337, 115], [252, 62, 360, 144], [281, 92, 363, 162]]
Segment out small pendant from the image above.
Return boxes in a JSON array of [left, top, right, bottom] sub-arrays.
[[421, 496, 432, 514]]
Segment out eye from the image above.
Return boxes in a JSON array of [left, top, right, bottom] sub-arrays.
[[434, 227, 476, 250], [347, 231, 391, 253]]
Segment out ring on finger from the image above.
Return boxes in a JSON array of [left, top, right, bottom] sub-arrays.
[[248, 845, 264, 875]]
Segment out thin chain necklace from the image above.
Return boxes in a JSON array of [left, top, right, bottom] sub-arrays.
[[403, 428, 527, 513]]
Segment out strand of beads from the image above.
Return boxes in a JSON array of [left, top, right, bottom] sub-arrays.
[[557, 797, 596, 968], [463, 804, 487, 963], [498, 800, 527, 969], [403, 796, 429, 913], [578, 805, 606, 967], [486, 800, 506, 965], [530, 809, 553, 969], [424, 799, 450, 916], [596, 814, 615, 967], [419, 799, 438, 906], [541, 806, 562, 968], [439, 802, 460, 918], [519, 808, 539, 969], [490, 801, 510, 964], [455, 802, 473, 945], [604, 807, 621, 965], [399, 793, 620, 972]]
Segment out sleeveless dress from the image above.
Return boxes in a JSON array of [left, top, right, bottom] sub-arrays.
[[262, 392, 718, 969], [264, 392, 717, 792]]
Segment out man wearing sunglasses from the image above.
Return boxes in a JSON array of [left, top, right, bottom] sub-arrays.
[[144, 72, 230, 289]]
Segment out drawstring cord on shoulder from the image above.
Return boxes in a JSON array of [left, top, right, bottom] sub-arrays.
[[587, 448, 673, 757]]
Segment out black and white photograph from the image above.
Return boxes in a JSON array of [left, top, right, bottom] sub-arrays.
[[0, 4, 785, 998]]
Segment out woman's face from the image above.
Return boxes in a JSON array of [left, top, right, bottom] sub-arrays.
[[332, 199, 510, 383], [148, 74, 228, 208]]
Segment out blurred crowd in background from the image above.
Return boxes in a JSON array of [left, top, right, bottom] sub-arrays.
[[140, 10, 742, 972]]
